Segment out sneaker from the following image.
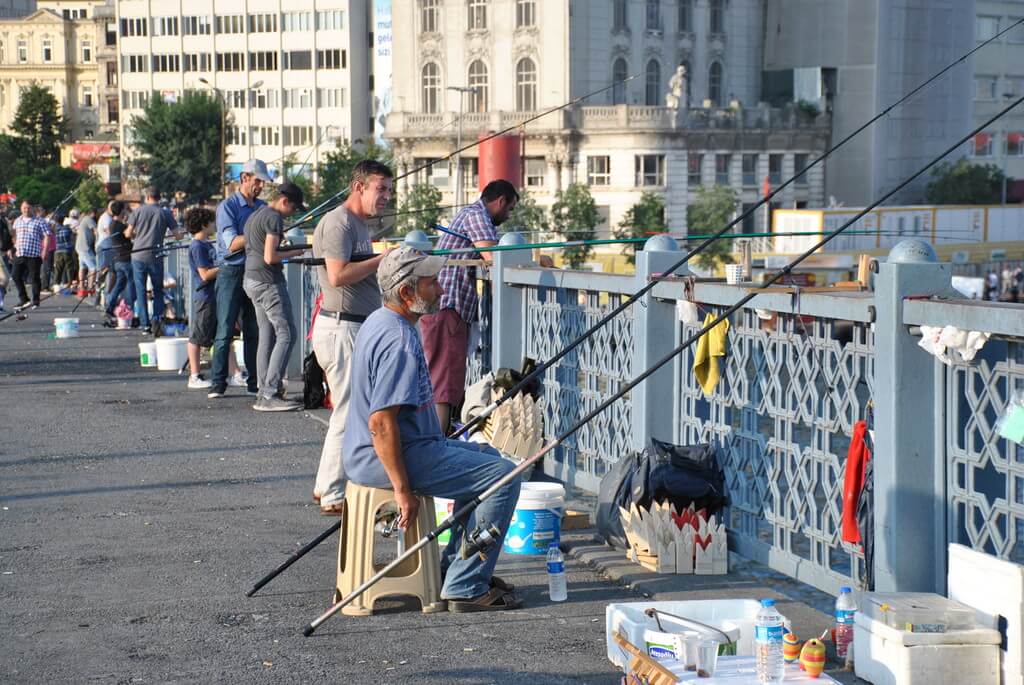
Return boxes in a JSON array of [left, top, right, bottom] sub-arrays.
[[228, 372, 247, 388], [188, 374, 213, 390], [207, 385, 227, 399], [252, 396, 302, 412], [246, 385, 259, 396]]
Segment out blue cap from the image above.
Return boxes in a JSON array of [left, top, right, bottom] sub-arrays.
[[840, 586, 852, 593], [761, 599, 775, 607]]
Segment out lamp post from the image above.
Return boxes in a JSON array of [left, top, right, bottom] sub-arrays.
[[1002, 91, 1014, 205], [199, 77, 263, 198], [447, 85, 479, 207]]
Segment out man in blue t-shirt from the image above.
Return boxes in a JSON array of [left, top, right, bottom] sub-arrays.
[[344, 246, 523, 611]]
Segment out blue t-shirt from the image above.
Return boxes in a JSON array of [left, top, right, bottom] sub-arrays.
[[343, 307, 446, 488], [189, 238, 216, 303], [215, 191, 266, 266], [55, 225, 74, 252]]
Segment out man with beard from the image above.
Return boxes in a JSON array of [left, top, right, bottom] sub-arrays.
[[344, 246, 523, 611], [419, 179, 518, 431], [311, 160, 394, 515]]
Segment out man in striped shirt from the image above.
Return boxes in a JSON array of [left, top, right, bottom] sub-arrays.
[[11, 200, 49, 308]]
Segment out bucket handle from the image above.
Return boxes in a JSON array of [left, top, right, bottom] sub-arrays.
[[644, 608, 734, 646]]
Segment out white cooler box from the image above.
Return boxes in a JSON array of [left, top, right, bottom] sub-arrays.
[[853, 592, 1002, 685]]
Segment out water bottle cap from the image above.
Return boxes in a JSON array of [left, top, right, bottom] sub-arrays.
[[840, 586, 851, 593], [761, 599, 775, 607], [549, 542, 560, 549]]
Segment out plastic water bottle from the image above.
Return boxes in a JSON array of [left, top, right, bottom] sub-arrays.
[[835, 586, 857, 662], [546, 543, 567, 602], [755, 598, 786, 684]]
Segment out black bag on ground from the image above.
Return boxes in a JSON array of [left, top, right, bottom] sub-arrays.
[[303, 350, 327, 410], [596, 438, 729, 550]]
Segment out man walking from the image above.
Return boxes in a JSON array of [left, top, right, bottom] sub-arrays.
[[11, 200, 48, 309], [419, 179, 518, 430], [311, 159, 393, 515], [76, 206, 97, 295], [242, 182, 307, 411], [126, 188, 177, 335], [208, 159, 271, 398]]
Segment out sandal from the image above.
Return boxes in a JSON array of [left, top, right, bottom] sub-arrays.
[[447, 586, 523, 613], [490, 576, 515, 593]]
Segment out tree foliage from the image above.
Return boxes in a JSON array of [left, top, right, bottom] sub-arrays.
[[550, 183, 600, 269], [10, 83, 66, 166], [0, 134, 30, 189], [925, 158, 1006, 205], [315, 139, 394, 207], [10, 166, 82, 209], [394, 183, 442, 237], [503, 189, 546, 237], [130, 91, 224, 202], [74, 172, 109, 212], [686, 185, 738, 271], [617, 192, 666, 264]]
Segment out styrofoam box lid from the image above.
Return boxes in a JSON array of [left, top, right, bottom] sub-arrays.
[[862, 592, 983, 630], [854, 611, 1002, 647]]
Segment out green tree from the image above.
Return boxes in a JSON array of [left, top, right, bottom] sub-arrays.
[[503, 189, 546, 237], [10, 166, 82, 209], [315, 138, 394, 207], [925, 158, 1006, 205], [686, 185, 738, 271], [10, 83, 67, 166], [394, 183, 442, 237], [0, 134, 30, 189], [130, 91, 224, 201], [616, 192, 666, 264], [74, 172, 109, 212], [550, 183, 600, 269]]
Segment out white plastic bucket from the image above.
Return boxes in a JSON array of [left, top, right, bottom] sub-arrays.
[[434, 497, 454, 545], [155, 337, 189, 371], [54, 317, 79, 338], [139, 341, 158, 367], [502, 482, 565, 555], [116, 316, 132, 329], [233, 339, 245, 370], [725, 264, 745, 285]]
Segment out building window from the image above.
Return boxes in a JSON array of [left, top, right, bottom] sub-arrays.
[[588, 156, 611, 186], [715, 154, 731, 185], [421, 0, 440, 32], [183, 16, 213, 35], [120, 18, 147, 37], [248, 13, 278, 33], [251, 126, 281, 147], [249, 51, 279, 71], [975, 76, 997, 100], [282, 11, 313, 32], [284, 50, 313, 70], [184, 53, 212, 72], [107, 97, 118, 123], [708, 61, 723, 106], [516, 0, 535, 28], [515, 57, 537, 111], [0, 41, 5, 64], [81, 40, 91, 63], [525, 158, 545, 187], [768, 153, 783, 185], [467, 60, 488, 112], [422, 62, 441, 113], [976, 15, 1000, 41], [215, 15, 244, 34], [468, 0, 487, 29], [216, 52, 245, 72], [121, 54, 149, 73], [151, 54, 181, 72], [42, 38, 52, 63], [745, 153, 761, 185], [636, 154, 666, 186], [82, 86, 93, 108], [613, 0, 628, 30], [972, 132, 993, 157], [105, 21, 116, 46], [284, 126, 314, 146], [282, 89, 312, 108], [646, 0, 661, 31], [645, 59, 661, 106], [106, 61, 117, 86], [612, 58, 628, 104], [16, 40, 26, 63], [710, 0, 725, 33], [317, 49, 345, 69], [1008, 133, 1024, 156], [121, 90, 149, 109], [151, 16, 179, 36], [794, 153, 809, 185], [317, 88, 346, 108], [253, 89, 281, 108], [678, 0, 692, 32], [687, 154, 702, 186], [316, 10, 345, 31], [1009, 18, 1024, 43]]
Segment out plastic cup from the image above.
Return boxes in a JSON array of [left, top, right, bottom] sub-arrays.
[[695, 639, 720, 678]]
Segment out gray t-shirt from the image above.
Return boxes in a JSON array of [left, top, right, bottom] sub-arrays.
[[128, 203, 174, 263], [244, 206, 285, 284], [312, 206, 379, 316], [75, 216, 96, 254]]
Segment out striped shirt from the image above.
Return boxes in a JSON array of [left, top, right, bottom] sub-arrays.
[[13, 215, 47, 258], [436, 200, 497, 323]]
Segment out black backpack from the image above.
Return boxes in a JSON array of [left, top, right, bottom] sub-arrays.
[[302, 350, 327, 410]]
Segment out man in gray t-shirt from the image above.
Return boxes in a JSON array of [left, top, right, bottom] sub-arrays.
[[244, 205, 287, 285], [311, 159, 394, 514], [126, 187, 179, 334]]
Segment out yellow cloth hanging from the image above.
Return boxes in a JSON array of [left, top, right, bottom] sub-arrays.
[[693, 313, 730, 397]]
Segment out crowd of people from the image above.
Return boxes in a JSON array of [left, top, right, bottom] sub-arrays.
[[984, 267, 1024, 302]]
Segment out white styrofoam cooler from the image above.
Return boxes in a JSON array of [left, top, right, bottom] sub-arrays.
[[948, 543, 1024, 685], [853, 603, 1002, 685]]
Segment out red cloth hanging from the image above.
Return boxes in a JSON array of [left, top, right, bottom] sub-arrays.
[[841, 420, 871, 544]]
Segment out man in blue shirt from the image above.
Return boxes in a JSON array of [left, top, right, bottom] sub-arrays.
[[344, 247, 523, 611], [208, 159, 271, 398]]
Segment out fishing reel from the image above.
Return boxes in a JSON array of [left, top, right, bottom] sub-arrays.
[[460, 523, 502, 561]]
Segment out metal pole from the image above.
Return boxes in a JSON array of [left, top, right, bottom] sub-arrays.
[[455, 91, 464, 207]]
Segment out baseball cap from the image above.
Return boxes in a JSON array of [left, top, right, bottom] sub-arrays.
[[277, 181, 307, 212], [241, 158, 274, 183], [378, 245, 446, 293], [70, 209, 79, 218]]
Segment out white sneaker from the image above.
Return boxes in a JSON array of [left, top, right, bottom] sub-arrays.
[[228, 372, 247, 387], [188, 374, 213, 389]]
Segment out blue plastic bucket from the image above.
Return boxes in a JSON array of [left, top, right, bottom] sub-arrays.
[[502, 482, 565, 555]]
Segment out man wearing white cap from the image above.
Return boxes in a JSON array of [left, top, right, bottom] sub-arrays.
[[208, 159, 272, 398]]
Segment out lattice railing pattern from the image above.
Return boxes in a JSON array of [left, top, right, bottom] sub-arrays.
[[947, 339, 1024, 564], [525, 286, 634, 488], [677, 308, 873, 589], [465, 278, 492, 386], [300, 266, 321, 360]]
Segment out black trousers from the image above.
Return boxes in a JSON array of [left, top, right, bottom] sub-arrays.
[[12, 256, 42, 305]]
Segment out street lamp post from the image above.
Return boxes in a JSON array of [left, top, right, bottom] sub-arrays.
[[447, 85, 478, 207], [199, 77, 263, 198], [1002, 91, 1014, 205]]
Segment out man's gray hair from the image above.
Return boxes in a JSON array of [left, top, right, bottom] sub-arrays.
[[381, 272, 419, 306]]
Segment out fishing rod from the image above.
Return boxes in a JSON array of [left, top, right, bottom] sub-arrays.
[[301, 92, 1024, 638], [243, 22, 1020, 595]]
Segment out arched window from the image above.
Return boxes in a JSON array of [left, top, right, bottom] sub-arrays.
[[709, 0, 725, 33], [421, 0, 440, 33], [708, 61, 723, 106], [422, 62, 441, 113], [467, 60, 488, 112], [612, 58, 628, 104], [515, 57, 536, 111], [645, 59, 661, 106]]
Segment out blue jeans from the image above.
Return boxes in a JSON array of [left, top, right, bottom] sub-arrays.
[[131, 259, 164, 328], [105, 261, 135, 316], [405, 441, 521, 600], [211, 263, 258, 389]]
